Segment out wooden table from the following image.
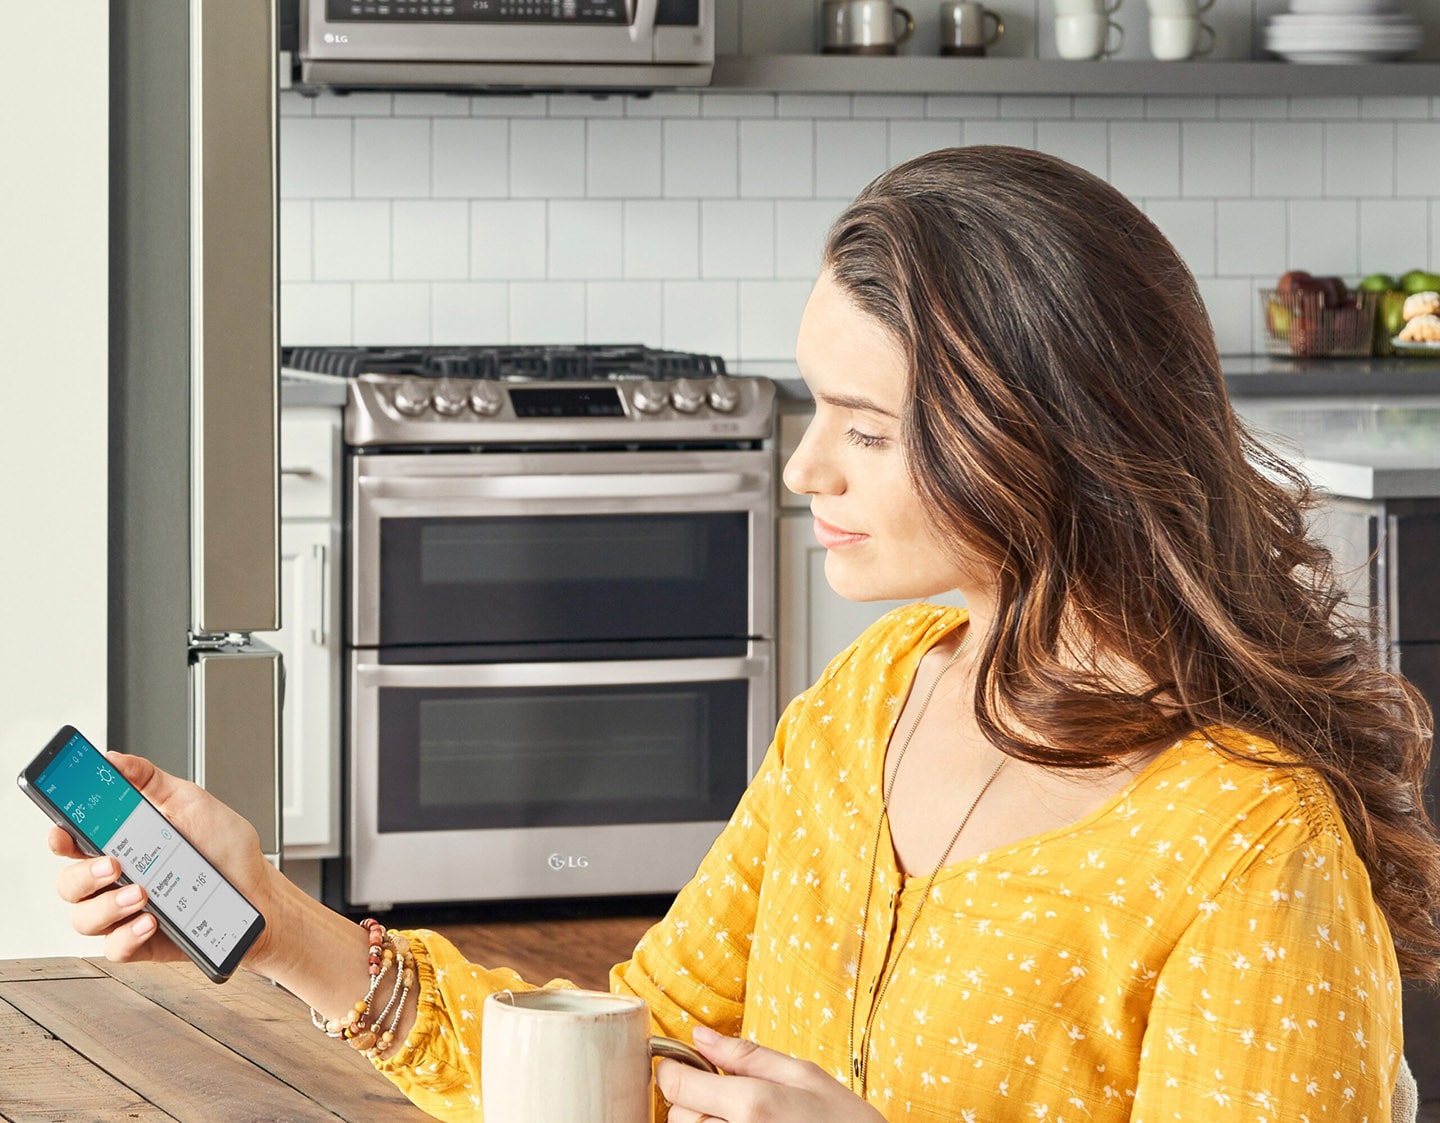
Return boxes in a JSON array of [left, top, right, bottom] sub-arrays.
[[0, 957, 430, 1121]]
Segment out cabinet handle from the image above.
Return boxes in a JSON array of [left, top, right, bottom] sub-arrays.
[[281, 465, 317, 477], [311, 542, 328, 647]]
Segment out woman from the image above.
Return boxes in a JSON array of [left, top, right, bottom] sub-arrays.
[[53, 147, 1440, 1121]]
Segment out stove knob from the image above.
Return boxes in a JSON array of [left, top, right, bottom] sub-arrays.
[[707, 375, 741, 414], [670, 378, 706, 414], [393, 378, 431, 416], [432, 378, 469, 416], [632, 380, 670, 414], [469, 381, 503, 417]]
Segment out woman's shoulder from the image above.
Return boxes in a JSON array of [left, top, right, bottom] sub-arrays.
[[811, 601, 968, 689]]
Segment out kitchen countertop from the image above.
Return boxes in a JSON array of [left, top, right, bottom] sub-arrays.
[[280, 368, 349, 408]]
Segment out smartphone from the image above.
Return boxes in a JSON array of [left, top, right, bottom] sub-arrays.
[[18, 725, 266, 983]]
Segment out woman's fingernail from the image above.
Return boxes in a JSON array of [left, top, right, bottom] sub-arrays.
[[116, 885, 143, 906], [91, 858, 113, 879], [131, 912, 156, 936], [693, 1025, 720, 1044]]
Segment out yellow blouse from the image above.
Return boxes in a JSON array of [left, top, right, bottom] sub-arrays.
[[373, 604, 1403, 1121]]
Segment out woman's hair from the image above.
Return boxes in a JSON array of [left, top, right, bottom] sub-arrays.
[[824, 145, 1440, 981]]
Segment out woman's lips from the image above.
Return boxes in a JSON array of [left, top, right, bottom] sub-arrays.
[[812, 515, 869, 549]]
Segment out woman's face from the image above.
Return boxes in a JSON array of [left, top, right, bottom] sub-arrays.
[[784, 270, 974, 603]]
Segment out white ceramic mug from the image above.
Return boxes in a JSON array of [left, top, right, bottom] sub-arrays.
[[1148, 14, 1214, 58], [941, 1, 1005, 54], [1055, 13, 1125, 57], [481, 989, 717, 1123], [1053, 0, 1122, 16], [820, 0, 917, 53], [1145, 0, 1214, 15]]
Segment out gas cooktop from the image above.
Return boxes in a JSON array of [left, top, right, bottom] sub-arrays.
[[282, 345, 727, 383]]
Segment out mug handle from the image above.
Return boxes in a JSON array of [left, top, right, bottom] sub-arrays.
[[893, 5, 916, 45], [984, 9, 1005, 45], [1103, 19, 1125, 56], [1194, 20, 1215, 56], [650, 1036, 720, 1074], [1102, 0, 1122, 14]]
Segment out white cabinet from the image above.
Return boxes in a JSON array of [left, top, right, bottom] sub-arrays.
[[270, 408, 342, 858]]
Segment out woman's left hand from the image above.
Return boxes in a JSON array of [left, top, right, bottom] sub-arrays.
[[657, 1027, 887, 1123]]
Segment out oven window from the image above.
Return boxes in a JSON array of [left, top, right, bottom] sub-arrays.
[[379, 513, 750, 646], [377, 681, 750, 831]]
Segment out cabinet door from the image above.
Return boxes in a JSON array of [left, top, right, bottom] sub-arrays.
[[778, 511, 966, 707], [275, 520, 341, 856]]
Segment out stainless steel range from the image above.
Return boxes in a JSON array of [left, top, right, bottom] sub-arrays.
[[284, 346, 777, 910]]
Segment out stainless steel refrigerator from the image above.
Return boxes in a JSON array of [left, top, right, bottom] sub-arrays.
[[109, 0, 282, 860]]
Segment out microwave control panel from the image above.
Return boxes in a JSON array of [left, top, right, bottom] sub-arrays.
[[326, 0, 698, 23]]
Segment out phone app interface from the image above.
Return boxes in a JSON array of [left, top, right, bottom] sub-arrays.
[[38, 732, 258, 967]]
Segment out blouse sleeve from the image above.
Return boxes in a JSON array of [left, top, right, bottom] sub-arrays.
[[1130, 831, 1404, 1122], [366, 690, 805, 1120]]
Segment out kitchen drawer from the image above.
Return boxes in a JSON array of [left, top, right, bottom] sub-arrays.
[[280, 410, 340, 520]]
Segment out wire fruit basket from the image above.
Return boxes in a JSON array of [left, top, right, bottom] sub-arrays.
[[1259, 288, 1379, 358]]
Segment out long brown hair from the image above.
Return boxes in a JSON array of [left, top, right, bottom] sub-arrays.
[[824, 145, 1440, 981]]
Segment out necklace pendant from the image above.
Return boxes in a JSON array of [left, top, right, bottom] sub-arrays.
[[853, 1055, 863, 1081]]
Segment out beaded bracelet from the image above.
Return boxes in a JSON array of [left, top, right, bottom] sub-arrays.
[[310, 919, 416, 1060]]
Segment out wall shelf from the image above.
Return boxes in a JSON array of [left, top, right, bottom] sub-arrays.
[[709, 55, 1440, 97]]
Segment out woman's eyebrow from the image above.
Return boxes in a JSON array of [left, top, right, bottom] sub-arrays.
[[817, 391, 900, 419]]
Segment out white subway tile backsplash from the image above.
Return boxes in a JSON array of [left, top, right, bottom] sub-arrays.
[[1109, 123, 1181, 198], [279, 200, 312, 283], [1145, 199, 1216, 277], [547, 94, 626, 118], [853, 95, 926, 119], [1253, 122, 1322, 199], [586, 281, 665, 344], [1431, 201, 1440, 271], [469, 94, 547, 117], [279, 91, 315, 117], [314, 92, 391, 117], [1145, 98, 1217, 121], [663, 119, 739, 197], [470, 200, 547, 280], [927, 95, 999, 118], [312, 201, 391, 281], [1397, 123, 1440, 197], [740, 121, 815, 198], [1196, 277, 1259, 356], [1181, 122, 1252, 199], [1288, 200, 1358, 276], [739, 280, 812, 359], [625, 92, 702, 118], [663, 280, 739, 358], [354, 119, 431, 198], [431, 282, 509, 344], [394, 93, 471, 118], [509, 281, 587, 343], [353, 283, 431, 344], [1289, 97, 1361, 120], [779, 95, 852, 118], [814, 121, 889, 199], [587, 119, 663, 198], [1000, 96, 1071, 120], [963, 120, 1036, 149], [1073, 97, 1144, 121], [1215, 200, 1287, 276], [280, 119, 353, 199], [702, 201, 775, 279], [1359, 199, 1430, 275], [776, 200, 847, 279], [1323, 123, 1394, 197], [702, 93, 777, 118], [432, 119, 509, 199], [1362, 96, 1431, 121], [548, 200, 624, 279], [1218, 98, 1288, 121], [510, 119, 586, 197], [281, 283, 352, 345], [624, 200, 700, 279], [393, 201, 469, 281], [889, 120, 964, 167], [1036, 121, 1108, 181]]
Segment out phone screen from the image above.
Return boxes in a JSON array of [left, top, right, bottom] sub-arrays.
[[23, 727, 263, 978]]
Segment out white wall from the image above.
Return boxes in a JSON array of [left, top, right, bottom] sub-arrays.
[[0, 3, 110, 959], [277, 88, 1440, 361]]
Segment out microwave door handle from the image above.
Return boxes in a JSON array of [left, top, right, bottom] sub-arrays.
[[630, 0, 658, 42], [359, 471, 769, 502]]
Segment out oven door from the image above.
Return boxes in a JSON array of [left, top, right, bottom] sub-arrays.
[[351, 449, 774, 649], [347, 643, 773, 907]]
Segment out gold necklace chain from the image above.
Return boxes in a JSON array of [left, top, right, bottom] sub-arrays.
[[846, 629, 1008, 1097]]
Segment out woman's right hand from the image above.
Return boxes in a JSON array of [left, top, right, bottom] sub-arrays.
[[50, 750, 278, 967]]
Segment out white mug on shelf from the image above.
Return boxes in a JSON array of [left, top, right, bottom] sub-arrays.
[[1148, 14, 1214, 58], [1055, 12, 1125, 57], [1053, 0, 1122, 15]]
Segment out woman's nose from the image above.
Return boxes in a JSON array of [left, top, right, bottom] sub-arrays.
[[782, 421, 839, 498]]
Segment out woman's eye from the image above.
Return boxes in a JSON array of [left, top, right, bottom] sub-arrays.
[[844, 427, 889, 449]]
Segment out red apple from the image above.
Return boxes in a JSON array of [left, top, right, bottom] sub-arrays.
[[1276, 269, 1313, 293]]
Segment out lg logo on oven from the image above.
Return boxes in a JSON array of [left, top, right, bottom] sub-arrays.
[[548, 853, 590, 871]]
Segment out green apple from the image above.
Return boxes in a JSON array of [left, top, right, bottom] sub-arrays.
[[1358, 272, 1398, 293], [1399, 269, 1440, 295], [1380, 290, 1408, 336]]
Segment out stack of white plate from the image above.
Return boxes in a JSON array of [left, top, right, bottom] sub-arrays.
[[1265, 0, 1423, 63]]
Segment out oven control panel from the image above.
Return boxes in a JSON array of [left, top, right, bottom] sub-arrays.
[[345, 373, 775, 447]]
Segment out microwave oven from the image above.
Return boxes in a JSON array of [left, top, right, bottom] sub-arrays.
[[296, 0, 714, 91]]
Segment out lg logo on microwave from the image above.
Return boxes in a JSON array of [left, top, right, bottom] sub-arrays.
[[548, 853, 590, 871], [323, 32, 350, 43]]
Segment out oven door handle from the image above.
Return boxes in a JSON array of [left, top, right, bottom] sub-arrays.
[[353, 653, 770, 689], [357, 471, 770, 503]]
